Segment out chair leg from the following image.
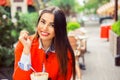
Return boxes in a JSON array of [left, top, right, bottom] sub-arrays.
[[80, 52, 86, 70]]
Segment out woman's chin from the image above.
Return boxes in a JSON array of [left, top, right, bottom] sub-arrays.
[[40, 36, 50, 41]]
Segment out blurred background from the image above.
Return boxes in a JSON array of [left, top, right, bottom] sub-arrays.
[[0, 0, 120, 80]]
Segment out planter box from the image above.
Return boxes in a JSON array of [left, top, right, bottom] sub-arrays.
[[109, 30, 120, 56]]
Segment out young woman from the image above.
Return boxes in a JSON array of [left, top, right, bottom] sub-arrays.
[[13, 6, 76, 80]]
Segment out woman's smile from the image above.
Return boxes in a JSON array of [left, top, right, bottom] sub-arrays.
[[41, 31, 50, 36]]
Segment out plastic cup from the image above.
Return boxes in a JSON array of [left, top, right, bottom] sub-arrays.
[[30, 72, 49, 80]]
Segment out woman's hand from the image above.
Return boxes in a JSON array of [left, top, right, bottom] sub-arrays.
[[19, 30, 32, 55]]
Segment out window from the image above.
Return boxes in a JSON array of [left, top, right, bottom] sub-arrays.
[[17, 6, 22, 12]]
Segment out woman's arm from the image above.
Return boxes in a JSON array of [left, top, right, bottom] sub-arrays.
[[13, 30, 33, 80], [13, 41, 32, 80]]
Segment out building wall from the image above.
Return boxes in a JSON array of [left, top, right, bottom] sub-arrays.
[[10, 0, 28, 18]]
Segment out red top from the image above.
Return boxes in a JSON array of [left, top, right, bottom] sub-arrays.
[[12, 37, 73, 80]]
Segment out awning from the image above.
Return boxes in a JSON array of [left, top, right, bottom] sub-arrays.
[[27, 0, 33, 6], [97, 1, 120, 15], [0, 0, 33, 6], [0, 0, 6, 6]]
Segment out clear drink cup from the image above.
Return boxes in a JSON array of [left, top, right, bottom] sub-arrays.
[[30, 72, 49, 80]]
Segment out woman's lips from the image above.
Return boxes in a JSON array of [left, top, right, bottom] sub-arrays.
[[41, 31, 49, 36]]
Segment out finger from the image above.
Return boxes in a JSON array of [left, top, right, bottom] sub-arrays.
[[20, 30, 29, 36], [19, 32, 29, 41], [24, 33, 29, 39], [20, 30, 29, 34], [19, 34, 25, 42], [19, 33, 27, 42]]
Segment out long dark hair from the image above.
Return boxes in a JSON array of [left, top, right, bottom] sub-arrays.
[[36, 6, 76, 80]]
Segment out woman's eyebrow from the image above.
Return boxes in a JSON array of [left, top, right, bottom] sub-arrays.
[[41, 17, 54, 24], [41, 18, 45, 21], [50, 22, 54, 24]]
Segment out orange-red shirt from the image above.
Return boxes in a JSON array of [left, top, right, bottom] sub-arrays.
[[13, 38, 73, 80]]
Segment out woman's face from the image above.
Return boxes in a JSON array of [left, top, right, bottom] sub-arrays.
[[37, 13, 55, 41]]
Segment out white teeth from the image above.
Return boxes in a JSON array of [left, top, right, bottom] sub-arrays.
[[41, 32, 49, 36]]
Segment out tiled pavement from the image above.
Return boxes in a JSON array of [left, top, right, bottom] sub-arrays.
[[79, 21, 120, 80]]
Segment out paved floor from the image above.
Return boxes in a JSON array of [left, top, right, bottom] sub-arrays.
[[80, 21, 120, 80]]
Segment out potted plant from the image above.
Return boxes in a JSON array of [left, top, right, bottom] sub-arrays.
[[67, 22, 80, 32]]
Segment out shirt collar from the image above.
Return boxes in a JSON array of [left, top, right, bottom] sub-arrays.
[[39, 38, 55, 53]]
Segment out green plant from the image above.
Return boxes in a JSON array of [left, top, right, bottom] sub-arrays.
[[0, 6, 38, 67], [18, 12, 39, 34], [67, 22, 80, 32], [111, 20, 120, 36], [0, 6, 16, 48], [0, 46, 14, 67]]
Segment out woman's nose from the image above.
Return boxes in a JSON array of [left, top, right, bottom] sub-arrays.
[[43, 24, 48, 30]]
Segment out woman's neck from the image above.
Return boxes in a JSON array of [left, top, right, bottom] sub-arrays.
[[41, 39, 52, 50]]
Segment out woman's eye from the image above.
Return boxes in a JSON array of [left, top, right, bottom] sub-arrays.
[[52, 25, 54, 27], [41, 20, 45, 24], [50, 24, 54, 27], [51, 24, 54, 27]]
